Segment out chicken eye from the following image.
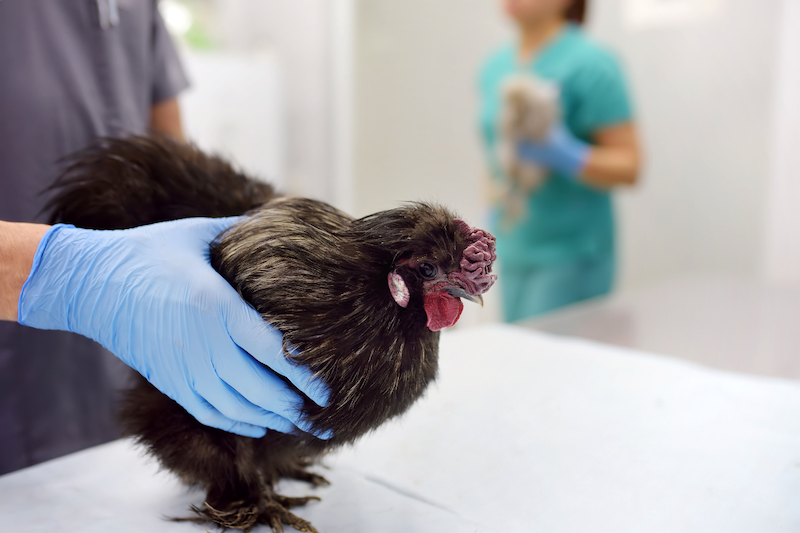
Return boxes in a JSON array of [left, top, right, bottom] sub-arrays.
[[418, 262, 438, 280]]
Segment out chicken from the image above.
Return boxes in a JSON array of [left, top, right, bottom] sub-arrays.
[[45, 135, 497, 533]]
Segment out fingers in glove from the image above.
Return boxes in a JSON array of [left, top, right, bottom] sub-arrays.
[[214, 345, 333, 440], [193, 375, 303, 434], [226, 304, 331, 408], [181, 394, 269, 438]]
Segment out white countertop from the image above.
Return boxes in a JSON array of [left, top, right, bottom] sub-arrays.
[[2, 324, 799, 532], [0, 437, 485, 533], [522, 277, 800, 381]]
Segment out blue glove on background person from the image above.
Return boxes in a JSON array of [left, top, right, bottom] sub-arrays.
[[518, 122, 591, 179], [17, 217, 330, 439]]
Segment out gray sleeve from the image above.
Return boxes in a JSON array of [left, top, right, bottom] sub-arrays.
[[150, 1, 190, 104]]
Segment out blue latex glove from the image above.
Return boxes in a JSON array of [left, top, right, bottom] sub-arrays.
[[18, 217, 330, 439], [518, 123, 591, 179]]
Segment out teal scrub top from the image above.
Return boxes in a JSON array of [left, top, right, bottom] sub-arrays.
[[479, 23, 633, 267]]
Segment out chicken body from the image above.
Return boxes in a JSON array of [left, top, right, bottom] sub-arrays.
[[46, 136, 496, 532]]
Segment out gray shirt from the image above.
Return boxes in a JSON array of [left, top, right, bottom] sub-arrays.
[[0, 0, 189, 221], [0, 0, 189, 474]]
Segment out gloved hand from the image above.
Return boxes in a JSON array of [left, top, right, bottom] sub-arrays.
[[518, 122, 591, 179], [17, 217, 331, 439]]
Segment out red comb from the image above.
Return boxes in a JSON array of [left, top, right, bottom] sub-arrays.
[[452, 219, 497, 295]]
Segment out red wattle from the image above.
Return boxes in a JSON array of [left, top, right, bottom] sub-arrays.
[[423, 292, 464, 331]]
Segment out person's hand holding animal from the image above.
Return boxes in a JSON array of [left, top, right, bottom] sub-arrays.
[[500, 75, 590, 180], [517, 121, 591, 178], [495, 75, 590, 227], [17, 217, 330, 438]]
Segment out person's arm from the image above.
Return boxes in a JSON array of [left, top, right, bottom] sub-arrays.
[[580, 122, 641, 188], [5, 217, 330, 439], [0, 221, 49, 321], [517, 120, 642, 189], [150, 97, 185, 141]]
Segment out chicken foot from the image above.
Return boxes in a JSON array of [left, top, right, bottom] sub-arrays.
[[283, 463, 330, 488], [174, 488, 320, 533]]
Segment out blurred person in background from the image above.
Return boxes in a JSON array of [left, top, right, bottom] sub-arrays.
[[479, 0, 642, 322], [0, 1, 188, 474]]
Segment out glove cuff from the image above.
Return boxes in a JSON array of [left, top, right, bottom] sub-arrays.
[[557, 134, 591, 179], [517, 124, 591, 179], [18, 224, 77, 330]]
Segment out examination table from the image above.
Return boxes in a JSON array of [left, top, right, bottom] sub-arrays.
[[1, 324, 799, 532]]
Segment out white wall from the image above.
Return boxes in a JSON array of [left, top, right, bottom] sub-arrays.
[[763, 0, 800, 287], [591, 0, 781, 289], [351, 0, 507, 222], [170, 0, 339, 201], [330, 0, 356, 212], [181, 50, 284, 186], [350, 0, 784, 304], [219, 0, 336, 201]]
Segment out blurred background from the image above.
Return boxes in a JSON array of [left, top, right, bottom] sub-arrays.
[[162, 0, 800, 340]]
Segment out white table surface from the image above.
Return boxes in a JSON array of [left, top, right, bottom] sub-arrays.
[[2, 324, 799, 532], [521, 277, 800, 381]]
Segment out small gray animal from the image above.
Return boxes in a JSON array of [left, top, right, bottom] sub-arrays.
[[495, 74, 560, 225]]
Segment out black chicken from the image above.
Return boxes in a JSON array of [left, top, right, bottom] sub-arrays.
[[45, 135, 497, 533]]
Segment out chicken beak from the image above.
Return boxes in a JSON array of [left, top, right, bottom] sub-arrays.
[[445, 286, 484, 307]]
